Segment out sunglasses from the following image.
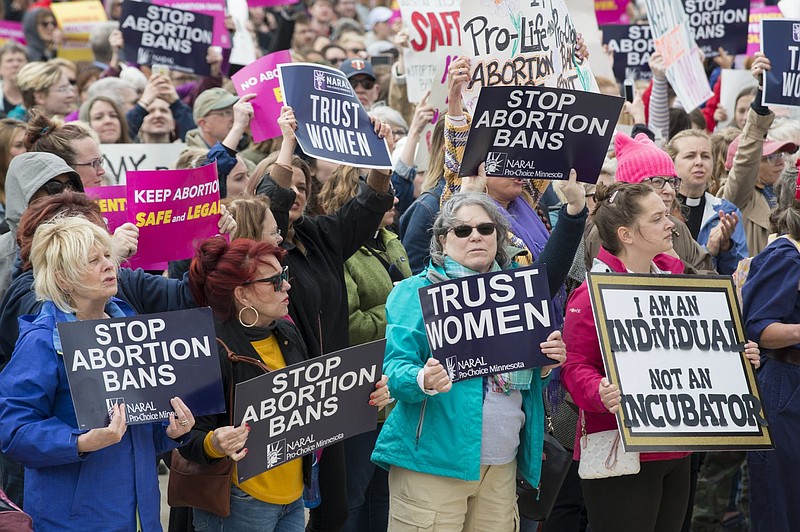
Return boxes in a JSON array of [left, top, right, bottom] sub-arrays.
[[243, 266, 289, 292], [39, 20, 56, 28], [350, 78, 375, 90], [644, 176, 681, 190], [449, 223, 496, 238], [41, 179, 77, 196]]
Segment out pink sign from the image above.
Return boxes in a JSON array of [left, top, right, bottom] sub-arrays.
[[246, 0, 299, 7], [747, 5, 782, 55], [0, 21, 25, 45], [231, 49, 292, 142], [85, 185, 168, 270], [595, 0, 630, 25], [153, 0, 230, 49], [125, 163, 222, 265]]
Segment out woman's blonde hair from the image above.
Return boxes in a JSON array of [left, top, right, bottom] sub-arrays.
[[222, 193, 272, 240], [420, 119, 445, 193], [16, 61, 64, 109], [317, 165, 362, 214], [31, 215, 114, 313]]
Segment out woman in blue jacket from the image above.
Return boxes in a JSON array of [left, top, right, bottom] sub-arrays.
[[0, 216, 195, 531], [372, 184, 586, 530]]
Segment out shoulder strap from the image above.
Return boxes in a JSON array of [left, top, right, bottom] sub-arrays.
[[216, 337, 271, 425]]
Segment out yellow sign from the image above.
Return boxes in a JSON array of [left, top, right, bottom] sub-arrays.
[[51, 0, 107, 62]]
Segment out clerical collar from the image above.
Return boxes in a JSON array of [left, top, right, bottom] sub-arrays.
[[684, 196, 703, 207]]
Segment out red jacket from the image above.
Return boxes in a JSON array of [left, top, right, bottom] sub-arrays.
[[562, 247, 692, 462]]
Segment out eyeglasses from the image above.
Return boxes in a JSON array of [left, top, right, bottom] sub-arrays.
[[41, 178, 76, 196], [764, 152, 787, 165], [644, 176, 681, 190], [242, 266, 289, 292], [73, 158, 104, 171], [449, 223, 496, 238], [52, 84, 74, 94], [206, 108, 233, 118], [328, 57, 346, 66], [39, 20, 56, 28], [349, 78, 375, 90]]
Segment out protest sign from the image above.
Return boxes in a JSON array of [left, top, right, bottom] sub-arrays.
[[278, 63, 392, 169], [413, 66, 448, 171], [233, 340, 383, 481], [59, 308, 225, 429], [120, 1, 213, 76], [154, 0, 229, 48], [565, 0, 616, 82], [100, 143, 187, 185], [747, 5, 782, 55], [601, 24, 655, 82], [720, 69, 757, 126], [645, 0, 714, 110], [0, 21, 25, 45], [587, 273, 772, 452], [683, 0, 750, 56], [595, 0, 630, 25], [459, 0, 597, 115], [398, 0, 461, 103], [419, 265, 555, 383], [126, 163, 221, 264], [761, 19, 800, 107], [85, 186, 168, 271], [246, 0, 299, 6], [232, 50, 291, 143], [458, 86, 623, 183], [51, 0, 107, 62]]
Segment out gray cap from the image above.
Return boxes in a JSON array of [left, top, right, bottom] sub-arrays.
[[193, 87, 239, 122]]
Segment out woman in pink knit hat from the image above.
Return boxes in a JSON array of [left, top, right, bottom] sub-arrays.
[[583, 132, 715, 274]]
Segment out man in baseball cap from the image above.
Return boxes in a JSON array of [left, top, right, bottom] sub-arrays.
[[340, 58, 380, 109], [186, 87, 239, 149]]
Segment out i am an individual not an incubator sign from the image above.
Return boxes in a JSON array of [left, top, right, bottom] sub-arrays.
[[587, 273, 772, 452]]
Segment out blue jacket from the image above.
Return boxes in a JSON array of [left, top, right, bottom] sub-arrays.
[[0, 299, 188, 531], [695, 193, 748, 275], [398, 179, 444, 274], [371, 263, 546, 486]]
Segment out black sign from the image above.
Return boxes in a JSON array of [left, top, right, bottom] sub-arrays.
[[233, 340, 384, 482], [120, 2, 213, 76], [418, 265, 555, 383], [58, 308, 225, 429], [684, 0, 750, 57], [761, 19, 800, 108], [601, 24, 654, 83], [459, 86, 623, 183]]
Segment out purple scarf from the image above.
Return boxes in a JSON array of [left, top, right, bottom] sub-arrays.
[[495, 196, 550, 259]]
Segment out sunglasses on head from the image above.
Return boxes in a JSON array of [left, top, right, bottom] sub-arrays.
[[349, 78, 375, 90], [242, 265, 289, 292], [41, 179, 76, 196], [449, 223, 496, 238]]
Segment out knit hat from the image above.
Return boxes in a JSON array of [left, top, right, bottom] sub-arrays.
[[614, 132, 678, 183]]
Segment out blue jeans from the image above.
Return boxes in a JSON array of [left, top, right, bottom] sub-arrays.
[[192, 485, 304, 532], [342, 428, 389, 532]]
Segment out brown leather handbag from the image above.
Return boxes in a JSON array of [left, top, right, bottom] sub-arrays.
[[167, 338, 270, 517]]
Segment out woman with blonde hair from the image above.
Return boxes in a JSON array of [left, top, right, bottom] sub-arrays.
[[0, 118, 26, 220], [11, 61, 75, 120], [222, 194, 283, 246]]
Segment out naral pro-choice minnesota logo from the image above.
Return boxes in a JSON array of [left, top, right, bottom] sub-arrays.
[[485, 152, 508, 175], [313, 70, 353, 97], [794, 23, 800, 43], [445, 356, 458, 382], [266, 439, 286, 468], [106, 397, 125, 416]]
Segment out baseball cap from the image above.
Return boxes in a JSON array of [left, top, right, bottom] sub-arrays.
[[366, 6, 392, 30], [725, 136, 799, 170], [193, 88, 239, 123], [340, 59, 376, 81]]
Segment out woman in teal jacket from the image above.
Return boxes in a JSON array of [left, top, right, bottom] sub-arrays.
[[373, 183, 587, 530]]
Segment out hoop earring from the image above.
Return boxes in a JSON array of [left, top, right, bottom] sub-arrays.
[[238, 306, 259, 328]]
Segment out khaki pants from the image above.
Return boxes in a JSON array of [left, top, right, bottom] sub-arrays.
[[387, 461, 519, 532]]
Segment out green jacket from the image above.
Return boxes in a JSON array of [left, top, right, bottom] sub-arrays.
[[344, 228, 411, 346], [370, 262, 546, 486]]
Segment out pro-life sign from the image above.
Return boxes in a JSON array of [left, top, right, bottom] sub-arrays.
[[588, 273, 772, 452], [58, 308, 225, 429], [278, 63, 392, 170], [233, 340, 384, 482], [761, 18, 800, 107], [458, 86, 623, 183], [419, 265, 555, 383]]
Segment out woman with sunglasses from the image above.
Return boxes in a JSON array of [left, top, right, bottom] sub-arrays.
[[584, 132, 716, 274], [21, 7, 61, 62], [184, 237, 390, 531], [372, 186, 584, 529]]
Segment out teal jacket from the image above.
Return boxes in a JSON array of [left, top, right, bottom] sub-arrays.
[[370, 262, 546, 486]]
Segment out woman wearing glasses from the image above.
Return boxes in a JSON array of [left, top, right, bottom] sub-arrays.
[[372, 188, 584, 529], [24, 109, 107, 188], [12, 61, 75, 121], [183, 237, 390, 531]]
